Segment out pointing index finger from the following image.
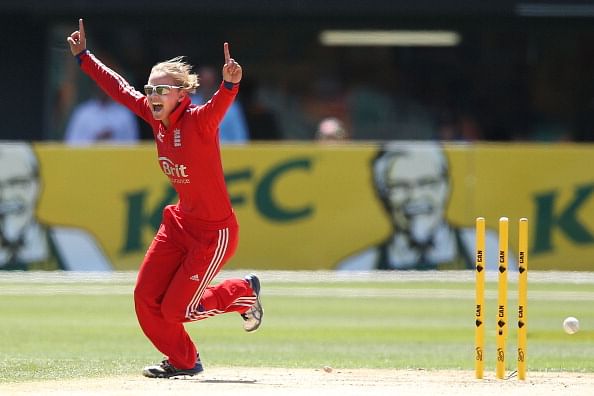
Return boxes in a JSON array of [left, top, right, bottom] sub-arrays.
[[79, 18, 85, 40], [224, 42, 231, 63]]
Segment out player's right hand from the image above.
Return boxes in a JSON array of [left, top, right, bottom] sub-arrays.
[[222, 42, 242, 84], [67, 19, 87, 56]]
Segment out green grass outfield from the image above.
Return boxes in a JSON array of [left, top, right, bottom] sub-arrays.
[[0, 270, 592, 382]]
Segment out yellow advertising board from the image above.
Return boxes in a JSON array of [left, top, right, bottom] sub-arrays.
[[1, 142, 592, 271], [33, 143, 388, 271], [451, 144, 594, 270]]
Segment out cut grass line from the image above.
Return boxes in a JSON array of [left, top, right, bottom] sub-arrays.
[[1, 283, 593, 301], [1, 270, 594, 284], [265, 287, 594, 301]]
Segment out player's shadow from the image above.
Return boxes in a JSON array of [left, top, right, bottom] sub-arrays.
[[173, 377, 258, 384], [199, 379, 257, 384]]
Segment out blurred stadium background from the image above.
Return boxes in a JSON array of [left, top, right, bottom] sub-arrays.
[[4, 0, 594, 142]]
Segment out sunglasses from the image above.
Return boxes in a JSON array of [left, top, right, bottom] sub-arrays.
[[143, 84, 184, 96]]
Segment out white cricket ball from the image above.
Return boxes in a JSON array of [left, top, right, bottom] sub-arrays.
[[563, 316, 580, 334]]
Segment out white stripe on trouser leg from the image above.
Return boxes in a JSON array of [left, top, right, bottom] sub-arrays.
[[186, 228, 228, 318], [191, 308, 225, 320], [188, 296, 255, 321], [185, 228, 228, 319], [190, 294, 255, 320], [185, 228, 229, 320], [232, 296, 257, 307]]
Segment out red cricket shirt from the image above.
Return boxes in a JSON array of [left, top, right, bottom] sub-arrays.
[[79, 51, 238, 230]]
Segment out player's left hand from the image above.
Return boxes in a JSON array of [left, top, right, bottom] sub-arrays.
[[67, 18, 87, 56], [222, 42, 242, 84]]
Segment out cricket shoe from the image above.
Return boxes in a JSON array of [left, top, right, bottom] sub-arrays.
[[142, 357, 204, 378], [242, 274, 263, 332]]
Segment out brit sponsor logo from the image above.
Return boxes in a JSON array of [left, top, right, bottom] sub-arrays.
[[158, 156, 190, 184]]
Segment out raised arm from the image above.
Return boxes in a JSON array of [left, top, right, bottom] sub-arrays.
[[196, 43, 241, 134], [66, 19, 153, 123]]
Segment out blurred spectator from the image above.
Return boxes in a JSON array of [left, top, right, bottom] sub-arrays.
[[64, 86, 140, 145], [573, 98, 594, 141], [315, 117, 350, 142], [529, 116, 572, 142], [50, 47, 78, 140], [241, 77, 282, 140], [437, 108, 483, 141], [191, 66, 249, 143], [346, 86, 437, 140]]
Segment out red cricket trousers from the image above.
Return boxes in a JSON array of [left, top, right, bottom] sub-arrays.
[[134, 205, 255, 369]]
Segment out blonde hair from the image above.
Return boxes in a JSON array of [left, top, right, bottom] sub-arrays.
[[150, 56, 200, 94]]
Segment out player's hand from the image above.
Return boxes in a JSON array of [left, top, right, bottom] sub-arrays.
[[67, 19, 87, 56], [222, 42, 242, 84]]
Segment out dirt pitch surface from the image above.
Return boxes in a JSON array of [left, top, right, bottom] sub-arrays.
[[2, 368, 594, 396]]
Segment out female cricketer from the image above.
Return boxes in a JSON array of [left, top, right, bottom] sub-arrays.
[[67, 19, 263, 378]]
